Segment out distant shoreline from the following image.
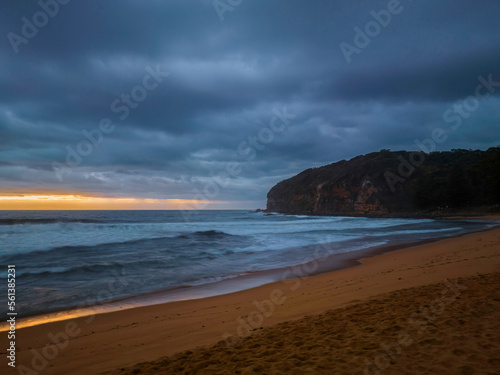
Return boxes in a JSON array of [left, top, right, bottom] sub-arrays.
[[261, 209, 500, 220]]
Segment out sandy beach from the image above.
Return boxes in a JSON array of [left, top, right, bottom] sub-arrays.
[[3, 220, 500, 374], [118, 272, 500, 375]]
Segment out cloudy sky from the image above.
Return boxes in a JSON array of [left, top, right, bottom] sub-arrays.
[[0, 0, 499, 209]]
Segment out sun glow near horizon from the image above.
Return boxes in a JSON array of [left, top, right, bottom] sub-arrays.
[[0, 194, 220, 210]]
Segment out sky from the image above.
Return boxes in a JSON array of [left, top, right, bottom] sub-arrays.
[[0, 0, 499, 210]]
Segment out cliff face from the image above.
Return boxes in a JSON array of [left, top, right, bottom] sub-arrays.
[[266, 148, 500, 216]]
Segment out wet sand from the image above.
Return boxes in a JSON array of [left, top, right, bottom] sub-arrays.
[[2, 220, 500, 374]]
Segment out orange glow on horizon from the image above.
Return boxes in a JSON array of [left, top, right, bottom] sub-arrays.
[[0, 194, 219, 210]]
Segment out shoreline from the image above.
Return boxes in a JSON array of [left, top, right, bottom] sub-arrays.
[[262, 209, 500, 220], [0, 238, 428, 332], [2, 218, 498, 332], [4, 218, 500, 374]]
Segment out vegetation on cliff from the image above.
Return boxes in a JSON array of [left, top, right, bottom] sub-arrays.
[[266, 147, 500, 216]]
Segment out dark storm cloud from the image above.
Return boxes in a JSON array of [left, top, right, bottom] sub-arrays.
[[0, 0, 499, 207], [328, 49, 500, 102]]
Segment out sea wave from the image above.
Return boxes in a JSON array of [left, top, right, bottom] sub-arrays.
[[177, 229, 235, 238], [0, 210, 496, 319], [16, 259, 166, 278], [0, 229, 246, 263]]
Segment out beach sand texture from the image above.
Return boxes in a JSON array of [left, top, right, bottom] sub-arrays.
[[117, 272, 500, 374], [6, 225, 500, 375]]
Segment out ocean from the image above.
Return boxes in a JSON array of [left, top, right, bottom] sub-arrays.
[[0, 210, 497, 321]]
